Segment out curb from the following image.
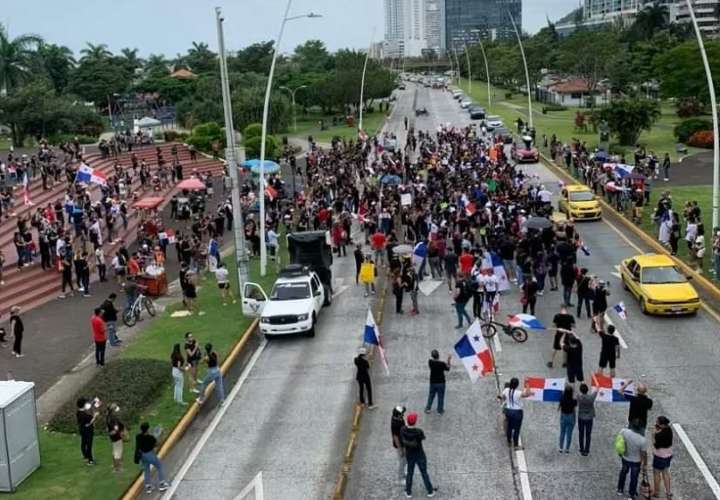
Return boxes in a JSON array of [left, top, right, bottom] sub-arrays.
[[120, 318, 259, 500], [331, 274, 389, 500], [539, 152, 720, 305]]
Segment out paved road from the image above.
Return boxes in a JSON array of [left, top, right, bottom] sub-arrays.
[[346, 84, 720, 500]]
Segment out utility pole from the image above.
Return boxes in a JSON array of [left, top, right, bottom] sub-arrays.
[[215, 7, 250, 292], [478, 38, 491, 111], [508, 9, 533, 129]]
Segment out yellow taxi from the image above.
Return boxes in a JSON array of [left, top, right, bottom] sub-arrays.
[[620, 253, 701, 315], [558, 184, 602, 220]]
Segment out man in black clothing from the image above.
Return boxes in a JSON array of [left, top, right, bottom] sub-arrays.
[[401, 412, 437, 498], [548, 306, 575, 368], [563, 333, 584, 384], [76, 398, 97, 465], [425, 350, 451, 414], [101, 293, 121, 346], [354, 348, 375, 409], [619, 380, 654, 435], [598, 324, 620, 377]]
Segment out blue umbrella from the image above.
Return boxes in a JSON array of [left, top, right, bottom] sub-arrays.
[[380, 174, 402, 186], [242, 159, 280, 175]]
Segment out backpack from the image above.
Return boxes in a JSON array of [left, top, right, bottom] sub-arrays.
[[614, 431, 626, 456]]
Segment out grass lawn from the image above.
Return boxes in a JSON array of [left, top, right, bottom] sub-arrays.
[[455, 78, 705, 162], [289, 110, 387, 144], [13, 247, 284, 499], [0, 137, 11, 150]]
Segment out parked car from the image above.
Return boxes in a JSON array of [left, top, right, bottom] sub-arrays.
[[469, 106, 486, 120], [485, 115, 503, 130], [460, 99, 472, 109]]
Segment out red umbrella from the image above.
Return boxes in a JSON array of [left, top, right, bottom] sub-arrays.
[[176, 178, 205, 190]]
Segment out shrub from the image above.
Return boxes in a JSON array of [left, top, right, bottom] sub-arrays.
[[47, 133, 98, 146], [542, 104, 568, 113], [676, 97, 704, 118], [163, 130, 189, 142], [674, 118, 713, 143], [187, 122, 225, 153], [191, 122, 223, 138], [244, 134, 278, 159], [47, 358, 169, 434], [688, 130, 714, 148], [243, 123, 263, 140], [505, 92, 513, 99]]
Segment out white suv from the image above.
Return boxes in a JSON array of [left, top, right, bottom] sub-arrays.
[[242, 266, 326, 338]]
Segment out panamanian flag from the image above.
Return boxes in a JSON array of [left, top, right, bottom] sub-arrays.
[[75, 163, 107, 186], [481, 251, 510, 291], [454, 320, 494, 383], [507, 314, 545, 330], [363, 309, 389, 375], [524, 377, 565, 402], [613, 302, 628, 321], [591, 373, 635, 403]]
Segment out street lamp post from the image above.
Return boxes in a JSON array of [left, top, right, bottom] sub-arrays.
[[215, 7, 250, 292], [478, 38, 491, 111], [259, 0, 321, 276], [508, 10, 533, 129], [279, 84, 307, 133], [463, 41, 472, 97], [359, 30, 375, 134], [453, 48, 461, 87], [685, 0, 719, 229]]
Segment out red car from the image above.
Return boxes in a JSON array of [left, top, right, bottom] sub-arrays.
[[512, 145, 539, 163]]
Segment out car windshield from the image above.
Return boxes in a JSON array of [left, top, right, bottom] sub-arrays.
[[641, 266, 687, 284], [569, 191, 594, 202], [270, 282, 311, 300]]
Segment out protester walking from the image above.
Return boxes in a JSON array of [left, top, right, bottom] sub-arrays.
[[499, 377, 534, 450], [134, 422, 170, 493], [354, 347, 375, 409], [453, 272, 472, 328], [77, 397, 97, 465], [391, 406, 407, 485], [548, 306, 574, 368], [195, 343, 224, 406], [521, 277, 538, 315], [393, 272, 405, 314], [563, 332, 584, 384], [558, 385, 577, 453], [91, 307, 107, 367], [577, 383, 597, 456], [354, 244, 364, 284], [171, 344, 187, 405], [101, 293, 121, 346], [652, 416, 674, 499], [9, 305, 24, 358], [106, 402, 125, 473], [616, 419, 648, 499], [400, 412, 437, 498], [576, 268, 593, 319], [425, 350, 451, 415]]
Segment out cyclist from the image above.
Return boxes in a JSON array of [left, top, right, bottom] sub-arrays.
[[123, 276, 139, 315]]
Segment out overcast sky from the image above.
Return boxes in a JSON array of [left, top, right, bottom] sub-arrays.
[[2, 0, 581, 57]]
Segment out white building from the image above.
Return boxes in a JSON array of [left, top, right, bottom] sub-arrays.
[[673, 0, 720, 37], [425, 0, 445, 53], [383, 0, 432, 58]]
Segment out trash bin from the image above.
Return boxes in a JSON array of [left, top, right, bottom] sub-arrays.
[[0, 381, 40, 492]]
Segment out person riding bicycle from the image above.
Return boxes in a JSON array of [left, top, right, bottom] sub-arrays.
[[123, 276, 139, 315]]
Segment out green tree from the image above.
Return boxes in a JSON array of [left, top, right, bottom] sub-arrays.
[[557, 29, 620, 97], [229, 41, 274, 74], [183, 41, 217, 74], [593, 98, 661, 145], [144, 54, 170, 78], [627, 2, 669, 43], [0, 23, 42, 95], [79, 42, 112, 62], [70, 55, 132, 105], [34, 43, 76, 94], [654, 39, 720, 104], [293, 40, 331, 73], [119, 48, 144, 74]]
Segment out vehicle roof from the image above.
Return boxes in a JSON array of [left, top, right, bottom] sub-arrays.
[[276, 275, 313, 284], [629, 253, 677, 268], [565, 184, 592, 192]]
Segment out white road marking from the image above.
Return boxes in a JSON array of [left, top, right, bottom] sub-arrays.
[[162, 339, 269, 500], [333, 285, 350, 298], [515, 438, 533, 500], [603, 313, 628, 349], [673, 423, 720, 499], [233, 471, 265, 500], [418, 279, 443, 296], [611, 272, 622, 279]]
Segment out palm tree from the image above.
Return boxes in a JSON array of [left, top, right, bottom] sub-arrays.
[[120, 47, 143, 72], [37, 43, 76, 94], [630, 2, 669, 42], [80, 42, 112, 62], [144, 53, 169, 76], [0, 23, 42, 95]]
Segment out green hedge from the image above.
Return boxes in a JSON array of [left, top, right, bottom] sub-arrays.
[[542, 104, 568, 113], [47, 133, 98, 146], [674, 118, 712, 143], [163, 130, 189, 142], [47, 358, 169, 434]]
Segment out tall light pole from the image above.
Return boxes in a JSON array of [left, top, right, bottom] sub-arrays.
[[478, 38, 491, 111], [215, 7, 249, 291], [358, 29, 375, 134], [259, 0, 321, 276], [279, 84, 307, 133], [508, 10, 533, 129], [453, 48, 461, 87], [463, 41, 472, 97], [685, 0, 719, 229]]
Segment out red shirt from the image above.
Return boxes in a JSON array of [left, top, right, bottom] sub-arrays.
[[91, 315, 106, 342], [371, 232, 386, 251], [459, 252, 474, 275], [128, 258, 140, 276]]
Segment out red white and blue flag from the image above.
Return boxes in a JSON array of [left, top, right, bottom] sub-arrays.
[[613, 302, 628, 321], [454, 320, 494, 382], [363, 309, 389, 375], [22, 172, 32, 206], [591, 373, 635, 403], [525, 377, 565, 402], [75, 163, 107, 186], [507, 314, 545, 330], [481, 252, 510, 291]]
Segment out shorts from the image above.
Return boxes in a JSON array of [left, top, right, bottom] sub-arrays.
[[112, 440, 123, 460], [653, 455, 672, 471], [553, 331, 564, 351], [599, 350, 616, 369], [218, 282, 229, 290], [566, 365, 584, 383]]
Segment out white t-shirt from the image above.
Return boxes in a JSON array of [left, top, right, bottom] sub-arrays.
[[481, 274, 499, 293], [538, 189, 552, 203], [503, 387, 523, 410], [215, 267, 229, 284]]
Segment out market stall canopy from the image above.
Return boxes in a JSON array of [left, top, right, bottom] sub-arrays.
[[136, 117, 162, 128], [242, 159, 280, 175], [176, 178, 206, 190], [133, 196, 165, 210]]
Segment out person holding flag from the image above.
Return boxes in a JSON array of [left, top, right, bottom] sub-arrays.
[[353, 347, 375, 410], [363, 309, 389, 376], [498, 378, 534, 450]]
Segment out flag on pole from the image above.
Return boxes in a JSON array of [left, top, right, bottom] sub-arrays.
[[453, 320, 494, 383], [481, 252, 510, 291], [613, 302, 628, 321], [591, 373, 635, 402], [507, 314, 545, 330], [524, 377, 565, 402], [75, 163, 107, 186], [363, 309, 389, 375], [22, 171, 32, 206]]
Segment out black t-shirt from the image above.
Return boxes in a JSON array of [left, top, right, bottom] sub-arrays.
[[654, 426, 673, 449], [564, 340, 583, 366], [599, 331, 620, 354], [400, 427, 426, 456], [207, 351, 218, 368], [77, 410, 93, 433], [107, 416, 125, 442], [559, 397, 577, 414], [428, 359, 449, 384], [553, 313, 575, 332], [136, 433, 156, 453], [455, 280, 471, 303], [355, 355, 370, 381], [391, 417, 404, 448], [627, 394, 653, 427]]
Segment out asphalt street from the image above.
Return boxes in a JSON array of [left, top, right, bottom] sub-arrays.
[[346, 84, 720, 500]]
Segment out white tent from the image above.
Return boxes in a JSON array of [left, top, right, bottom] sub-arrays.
[[135, 117, 162, 129]]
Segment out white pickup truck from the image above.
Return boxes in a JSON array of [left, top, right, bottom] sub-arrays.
[[242, 265, 328, 338]]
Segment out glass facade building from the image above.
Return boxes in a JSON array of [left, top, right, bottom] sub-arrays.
[[445, 0, 522, 50]]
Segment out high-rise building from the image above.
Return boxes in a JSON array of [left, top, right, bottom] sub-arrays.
[[444, 0, 522, 50], [673, 0, 720, 37], [383, 0, 429, 57], [425, 0, 445, 52]]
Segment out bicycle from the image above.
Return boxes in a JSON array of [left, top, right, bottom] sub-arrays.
[[122, 289, 156, 327], [480, 318, 528, 343]]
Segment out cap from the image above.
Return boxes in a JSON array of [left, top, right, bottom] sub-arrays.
[[406, 412, 418, 426], [358, 347, 367, 355], [394, 405, 406, 415]]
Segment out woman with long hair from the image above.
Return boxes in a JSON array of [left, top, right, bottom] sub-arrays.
[[498, 377, 534, 450], [171, 344, 186, 405], [558, 384, 577, 453]]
